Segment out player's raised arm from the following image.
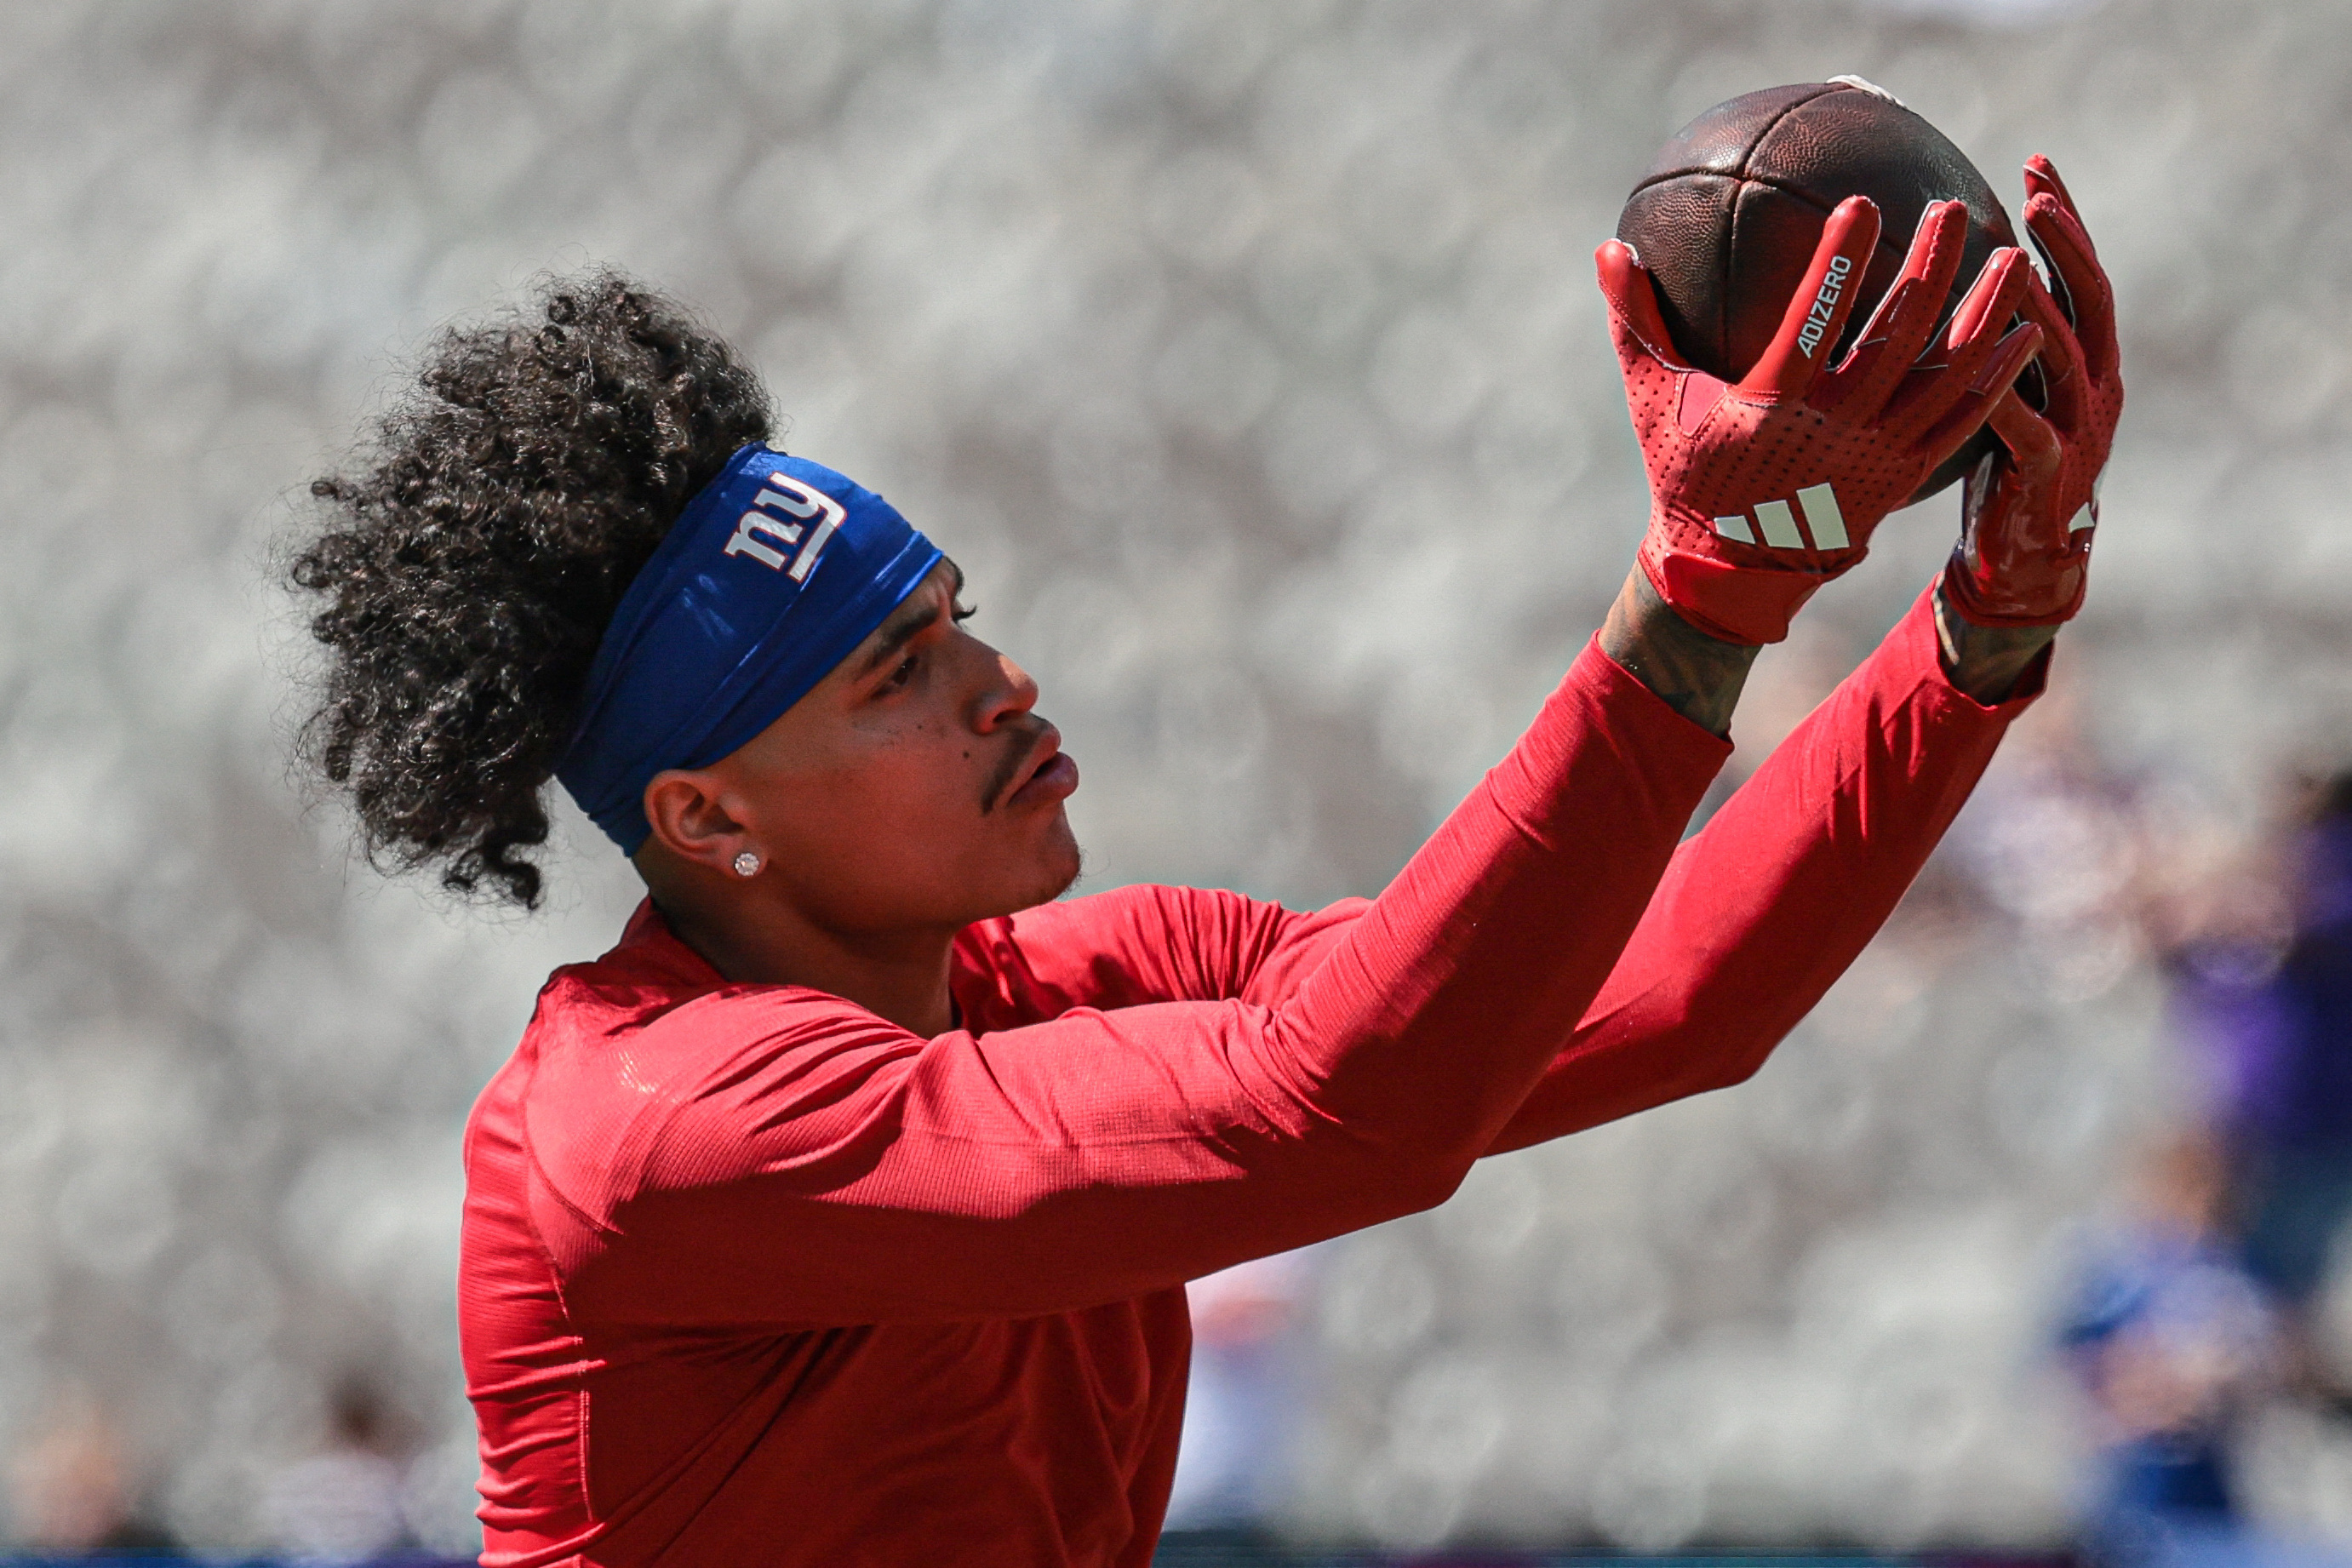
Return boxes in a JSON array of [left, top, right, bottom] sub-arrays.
[[1491, 157, 2123, 1152]]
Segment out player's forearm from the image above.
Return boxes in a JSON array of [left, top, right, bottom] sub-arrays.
[[1934, 586, 2057, 702], [1252, 633, 1727, 1178], [1597, 565, 1760, 739], [1484, 582, 2037, 1155]]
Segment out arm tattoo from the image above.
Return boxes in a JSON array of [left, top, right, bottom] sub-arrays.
[[1597, 568, 1761, 739], [1932, 587, 2058, 705]]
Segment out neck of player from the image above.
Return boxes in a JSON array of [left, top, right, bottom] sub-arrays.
[[638, 856, 960, 1038]]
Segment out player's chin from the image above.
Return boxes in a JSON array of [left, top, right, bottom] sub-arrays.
[[1031, 813, 1084, 903], [958, 816, 1084, 923], [998, 812, 1083, 913]]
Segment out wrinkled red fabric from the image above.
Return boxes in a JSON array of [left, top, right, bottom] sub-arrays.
[[459, 589, 2034, 1566]]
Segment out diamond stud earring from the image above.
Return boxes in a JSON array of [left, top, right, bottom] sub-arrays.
[[731, 851, 762, 878]]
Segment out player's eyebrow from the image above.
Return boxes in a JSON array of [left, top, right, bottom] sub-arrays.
[[853, 561, 965, 678]]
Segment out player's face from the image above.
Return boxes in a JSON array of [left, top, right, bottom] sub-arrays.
[[707, 559, 1082, 934]]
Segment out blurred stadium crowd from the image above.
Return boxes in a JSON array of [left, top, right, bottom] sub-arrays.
[[5, 0, 2352, 1559]]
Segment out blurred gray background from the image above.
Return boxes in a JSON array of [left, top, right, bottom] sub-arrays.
[[3, 0, 2351, 1558]]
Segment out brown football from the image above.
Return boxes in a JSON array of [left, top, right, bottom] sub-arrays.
[[1616, 78, 2017, 501]]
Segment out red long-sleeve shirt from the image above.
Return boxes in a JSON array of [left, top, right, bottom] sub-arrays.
[[459, 587, 2037, 1565]]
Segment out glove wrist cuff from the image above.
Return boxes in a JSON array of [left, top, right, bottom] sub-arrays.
[[1639, 537, 1834, 646], [1936, 555, 2085, 628]]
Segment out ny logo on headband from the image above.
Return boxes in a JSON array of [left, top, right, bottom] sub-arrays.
[[724, 472, 844, 583]]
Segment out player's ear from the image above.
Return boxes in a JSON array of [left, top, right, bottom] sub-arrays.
[[641, 769, 755, 876]]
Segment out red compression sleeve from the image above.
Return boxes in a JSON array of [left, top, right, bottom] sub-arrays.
[[552, 641, 1725, 1326], [1484, 584, 2043, 1154]]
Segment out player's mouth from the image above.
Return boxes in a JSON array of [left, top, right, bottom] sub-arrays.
[[991, 724, 1079, 813]]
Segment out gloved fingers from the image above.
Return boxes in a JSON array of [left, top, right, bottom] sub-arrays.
[[1819, 276, 1922, 413], [1881, 249, 2033, 436], [1984, 384, 2064, 485], [1848, 203, 1967, 365], [2022, 155, 2087, 237], [1911, 320, 2044, 473], [2015, 269, 2091, 432], [1739, 195, 1881, 401], [1595, 239, 1688, 369], [2023, 187, 2120, 384], [2020, 156, 2097, 314], [2019, 157, 2109, 353], [1824, 199, 1968, 414], [1943, 244, 2034, 357]]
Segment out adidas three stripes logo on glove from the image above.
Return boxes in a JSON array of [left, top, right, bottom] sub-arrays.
[[1710, 483, 1849, 552]]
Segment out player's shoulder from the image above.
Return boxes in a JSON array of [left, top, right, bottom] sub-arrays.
[[539, 969, 905, 1097], [518, 908, 908, 1122], [516, 976, 918, 1211], [523, 895, 884, 1061]]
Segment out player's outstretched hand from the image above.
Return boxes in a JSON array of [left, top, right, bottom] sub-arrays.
[[1942, 157, 2124, 627], [1599, 197, 2041, 645]]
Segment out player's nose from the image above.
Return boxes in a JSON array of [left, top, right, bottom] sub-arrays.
[[971, 648, 1041, 732]]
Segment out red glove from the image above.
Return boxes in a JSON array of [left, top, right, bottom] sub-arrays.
[[1942, 157, 2123, 627], [1601, 197, 2042, 644]]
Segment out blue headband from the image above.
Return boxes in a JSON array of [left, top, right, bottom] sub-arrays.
[[556, 444, 942, 853]]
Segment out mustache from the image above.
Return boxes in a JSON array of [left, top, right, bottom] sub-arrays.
[[981, 721, 1056, 815]]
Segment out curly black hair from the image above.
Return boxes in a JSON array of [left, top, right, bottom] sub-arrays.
[[290, 269, 774, 908]]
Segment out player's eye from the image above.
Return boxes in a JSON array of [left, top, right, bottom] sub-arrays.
[[884, 653, 919, 690], [951, 600, 977, 624]]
